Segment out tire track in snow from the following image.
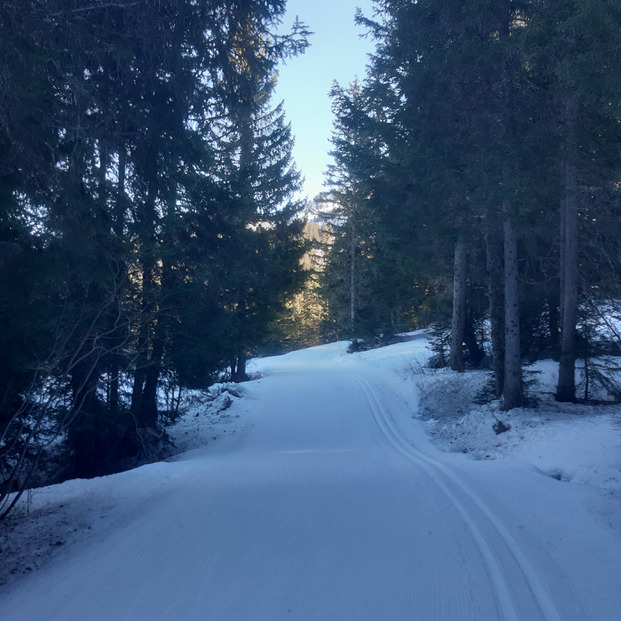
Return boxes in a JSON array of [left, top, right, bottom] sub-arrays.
[[354, 375, 563, 621]]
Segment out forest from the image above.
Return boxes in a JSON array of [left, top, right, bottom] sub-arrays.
[[1, 0, 620, 519], [318, 0, 621, 408]]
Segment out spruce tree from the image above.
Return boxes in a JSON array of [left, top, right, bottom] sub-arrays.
[[525, 0, 621, 402], [1, 0, 311, 499]]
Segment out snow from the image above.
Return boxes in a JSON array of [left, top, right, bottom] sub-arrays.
[[414, 360, 621, 498], [1, 331, 620, 620]]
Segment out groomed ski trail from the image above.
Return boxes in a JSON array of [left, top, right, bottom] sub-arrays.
[[354, 374, 562, 621], [1, 339, 619, 620]]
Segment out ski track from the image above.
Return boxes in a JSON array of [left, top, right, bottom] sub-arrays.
[[1, 341, 619, 620], [354, 374, 563, 621]]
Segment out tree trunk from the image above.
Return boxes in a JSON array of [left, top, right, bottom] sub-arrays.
[[140, 335, 164, 428], [486, 220, 505, 397], [69, 342, 106, 475], [130, 364, 147, 420], [449, 238, 468, 372], [108, 147, 127, 417], [349, 204, 357, 334], [109, 362, 120, 417], [503, 216, 523, 409], [138, 181, 181, 428], [115, 147, 127, 237], [131, 170, 158, 423], [495, 4, 521, 406], [556, 96, 579, 402], [464, 313, 484, 367], [231, 354, 248, 383]]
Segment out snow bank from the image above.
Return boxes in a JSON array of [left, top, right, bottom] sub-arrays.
[[409, 358, 621, 501]]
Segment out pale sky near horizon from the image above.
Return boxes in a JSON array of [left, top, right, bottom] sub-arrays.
[[274, 0, 376, 201]]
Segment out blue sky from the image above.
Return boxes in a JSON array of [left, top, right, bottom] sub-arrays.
[[274, 0, 376, 200]]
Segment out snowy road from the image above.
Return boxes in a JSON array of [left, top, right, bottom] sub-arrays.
[[1, 337, 620, 619]]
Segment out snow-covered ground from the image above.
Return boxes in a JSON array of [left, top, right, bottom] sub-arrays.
[[1, 332, 620, 619]]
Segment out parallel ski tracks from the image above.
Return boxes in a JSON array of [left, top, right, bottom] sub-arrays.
[[354, 374, 562, 621]]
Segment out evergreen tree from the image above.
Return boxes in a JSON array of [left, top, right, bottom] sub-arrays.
[[1, 0, 311, 507], [526, 0, 621, 402], [321, 79, 416, 338]]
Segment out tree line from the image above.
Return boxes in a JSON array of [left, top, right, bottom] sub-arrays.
[[2, 0, 620, 520], [319, 0, 621, 409], [0, 0, 310, 517]]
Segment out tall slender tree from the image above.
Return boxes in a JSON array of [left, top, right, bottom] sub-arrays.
[[526, 0, 621, 402]]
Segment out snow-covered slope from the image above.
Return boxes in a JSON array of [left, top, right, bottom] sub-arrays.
[[1, 332, 620, 620]]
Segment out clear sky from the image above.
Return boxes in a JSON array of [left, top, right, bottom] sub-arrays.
[[274, 0, 376, 201]]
